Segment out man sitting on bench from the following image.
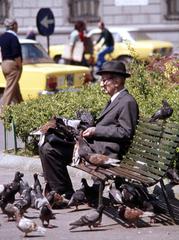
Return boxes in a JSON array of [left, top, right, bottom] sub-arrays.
[[39, 60, 139, 201]]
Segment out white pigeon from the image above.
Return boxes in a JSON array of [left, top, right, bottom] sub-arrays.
[[14, 209, 46, 237]]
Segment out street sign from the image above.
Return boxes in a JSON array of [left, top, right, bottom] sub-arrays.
[[36, 8, 55, 36]]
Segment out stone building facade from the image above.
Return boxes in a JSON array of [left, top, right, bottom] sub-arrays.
[[0, 0, 179, 52]]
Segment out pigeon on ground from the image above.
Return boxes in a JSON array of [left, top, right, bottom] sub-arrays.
[[4, 203, 18, 221], [149, 99, 173, 123], [69, 205, 104, 230], [33, 173, 43, 194], [14, 208, 46, 237], [118, 205, 155, 227], [46, 191, 69, 209], [0, 172, 24, 213], [14, 186, 32, 215], [81, 178, 103, 207], [108, 182, 123, 206], [39, 203, 55, 227], [119, 183, 146, 208], [68, 189, 87, 210]]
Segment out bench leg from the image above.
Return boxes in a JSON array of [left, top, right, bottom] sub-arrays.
[[160, 179, 176, 224], [98, 180, 104, 206]]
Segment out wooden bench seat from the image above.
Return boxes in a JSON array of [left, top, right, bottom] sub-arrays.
[[75, 118, 179, 223]]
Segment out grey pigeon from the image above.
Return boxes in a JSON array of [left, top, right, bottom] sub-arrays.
[[14, 186, 32, 215], [33, 173, 43, 194], [108, 182, 123, 206], [39, 203, 55, 227], [69, 205, 104, 230], [4, 203, 19, 221], [149, 99, 173, 122], [68, 189, 87, 210], [81, 178, 102, 207]]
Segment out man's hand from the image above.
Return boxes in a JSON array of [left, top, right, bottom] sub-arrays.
[[82, 127, 96, 138]]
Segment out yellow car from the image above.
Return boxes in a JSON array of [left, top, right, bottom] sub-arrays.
[[49, 27, 173, 65], [0, 39, 90, 100]]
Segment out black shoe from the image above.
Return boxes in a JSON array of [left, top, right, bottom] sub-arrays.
[[64, 190, 75, 200], [166, 168, 179, 184]]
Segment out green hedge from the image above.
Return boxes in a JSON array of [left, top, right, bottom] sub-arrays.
[[2, 56, 179, 158]]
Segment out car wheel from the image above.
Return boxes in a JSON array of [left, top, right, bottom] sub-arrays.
[[0, 88, 4, 99]]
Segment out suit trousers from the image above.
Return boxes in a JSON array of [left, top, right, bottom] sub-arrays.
[[1, 60, 23, 108], [39, 141, 75, 195]]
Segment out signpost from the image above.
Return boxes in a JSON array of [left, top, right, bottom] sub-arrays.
[[36, 8, 55, 54]]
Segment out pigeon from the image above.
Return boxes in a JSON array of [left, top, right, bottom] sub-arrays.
[[14, 208, 46, 237], [76, 109, 95, 131], [0, 172, 24, 213], [149, 99, 173, 122], [118, 205, 155, 227], [76, 135, 120, 167], [33, 173, 43, 194], [4, 203, 18, 221], [14, 186, 32, 215], [108, 182, 123, 206], [69, 205, 104, 230], [46, 191, 69, 209], [68, 189, 87, 210], [82, 153, 120, 167], [119, 183, 145, 208], [81, 178, 104, 207], [39, 203, 55, 227]]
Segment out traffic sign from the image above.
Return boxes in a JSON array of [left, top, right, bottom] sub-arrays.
[[36, 8, 55, 36]]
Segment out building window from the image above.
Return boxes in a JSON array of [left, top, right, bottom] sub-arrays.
[[68, 0, 100, 23], [0, 0, 9, 25], [166, 0, 179, 20]]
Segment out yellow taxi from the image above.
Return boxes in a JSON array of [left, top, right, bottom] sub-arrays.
[[0, 39, 90, 100], [49, 27, 173, 65]]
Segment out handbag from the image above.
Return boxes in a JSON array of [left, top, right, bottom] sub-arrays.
[[45, 128, 75, 146]]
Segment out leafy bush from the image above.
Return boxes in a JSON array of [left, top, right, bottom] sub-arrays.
[[2, 56, 179, 157]]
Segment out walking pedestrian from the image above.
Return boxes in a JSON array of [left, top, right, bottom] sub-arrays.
[[0, 18, 23, 113]]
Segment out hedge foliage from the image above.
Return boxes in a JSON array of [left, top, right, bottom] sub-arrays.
[[2, 55, 179, 156]]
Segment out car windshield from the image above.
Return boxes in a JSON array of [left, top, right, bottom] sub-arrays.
[[21, 42, 54, 64], [128, 31, 150, 41]]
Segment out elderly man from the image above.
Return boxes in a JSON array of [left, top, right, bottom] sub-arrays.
[[39, 61, 139, 201], [0, 18, 23, 113]]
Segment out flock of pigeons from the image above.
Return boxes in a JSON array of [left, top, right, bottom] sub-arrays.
[[0, 171, 165, 235]]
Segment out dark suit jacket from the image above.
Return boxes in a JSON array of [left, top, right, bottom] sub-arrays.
[[89, 89, 139, 159]]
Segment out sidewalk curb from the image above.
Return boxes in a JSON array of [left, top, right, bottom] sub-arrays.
[[0, 152, 91, 179]]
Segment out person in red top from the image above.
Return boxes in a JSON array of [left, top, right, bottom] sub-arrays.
[[69, 20, 88, 66]]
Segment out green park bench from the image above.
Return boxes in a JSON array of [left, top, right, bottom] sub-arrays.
[[75, 118, 179, 224]]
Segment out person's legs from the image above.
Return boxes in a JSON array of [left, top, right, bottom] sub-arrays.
[[39, 141, 74, 196], [1, 60, 23, 108], [96, 46, 114, 70]]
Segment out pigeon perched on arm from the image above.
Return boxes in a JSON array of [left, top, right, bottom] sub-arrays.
[[69, 205, 104, 230], [149, 99, 173, 123]]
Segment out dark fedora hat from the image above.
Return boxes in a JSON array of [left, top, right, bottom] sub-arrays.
[[96, 61, 131, 78]]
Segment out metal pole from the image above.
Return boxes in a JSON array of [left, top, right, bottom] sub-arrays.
[[3, 123, 7, 151], [47, 36, 50, 55], [12, 119, 17, 154]]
